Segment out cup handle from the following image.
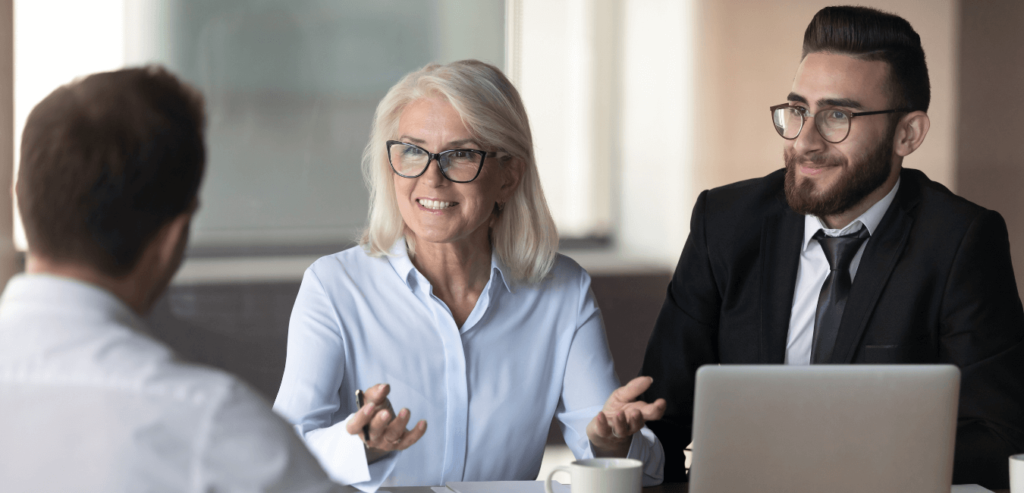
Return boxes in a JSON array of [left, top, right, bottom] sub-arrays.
[[545, 465, 572, 493]]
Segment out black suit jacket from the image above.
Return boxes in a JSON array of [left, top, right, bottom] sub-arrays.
[[640, 168, 1024, 489]]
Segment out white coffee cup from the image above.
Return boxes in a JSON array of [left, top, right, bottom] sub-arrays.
[[545, 458, 643, 493], [1011, 453, 1024, 493]]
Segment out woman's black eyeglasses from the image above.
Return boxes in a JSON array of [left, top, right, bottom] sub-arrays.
[[386, 140, 501, 183]]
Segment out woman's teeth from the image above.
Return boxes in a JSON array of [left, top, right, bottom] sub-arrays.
[[418, 199, 455, 210]]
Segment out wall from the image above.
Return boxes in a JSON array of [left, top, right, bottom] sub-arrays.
[[0, 0, 15, 285], [956, 0, 1024, 296]]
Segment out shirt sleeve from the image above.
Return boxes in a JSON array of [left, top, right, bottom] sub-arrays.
[[554, 266, 665, 486], [303, 414, 401, 490], [272, 266, 399, 491], [199, 379, 346, 492]]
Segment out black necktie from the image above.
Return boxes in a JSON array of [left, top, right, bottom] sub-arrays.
[[810, 227, 870, 363]]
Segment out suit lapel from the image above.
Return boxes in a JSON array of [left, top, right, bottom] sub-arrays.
[[829, 172, 920, 363], [759, 193, 804, 363]]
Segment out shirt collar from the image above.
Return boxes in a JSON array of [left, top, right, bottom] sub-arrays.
[[387, 239, 418, 288], [385, 238, 512, 294], [802, 178, 900, 252], [490, 256, 512, 293], [0, 273, 147, 333]]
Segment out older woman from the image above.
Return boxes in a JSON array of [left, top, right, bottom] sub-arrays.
[[273, 60, 665, 490]]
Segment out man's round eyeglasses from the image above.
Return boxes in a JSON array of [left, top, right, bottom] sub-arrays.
[[770, 104, 909, 144], [386, 140, 499, 183]]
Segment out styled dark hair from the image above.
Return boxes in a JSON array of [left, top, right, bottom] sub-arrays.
[[802, 6, 930, 112], [18, 66, 206, 276]]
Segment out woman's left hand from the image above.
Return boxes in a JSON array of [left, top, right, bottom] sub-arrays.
[[586, 376, 667, 457]]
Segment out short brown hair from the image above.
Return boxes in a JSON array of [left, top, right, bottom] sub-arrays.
[[802, 6, 930, 112], [18, 66, 206, 276]]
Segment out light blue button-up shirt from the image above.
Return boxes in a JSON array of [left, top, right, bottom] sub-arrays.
[[273, 243, 664, 490]]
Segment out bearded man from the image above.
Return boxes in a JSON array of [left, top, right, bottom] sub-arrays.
[[640, 6, 1024, 490]]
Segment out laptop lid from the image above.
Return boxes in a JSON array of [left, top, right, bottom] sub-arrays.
[[688, 365, 959, 493]]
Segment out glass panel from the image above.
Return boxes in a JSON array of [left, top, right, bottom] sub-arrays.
[[125, 0, 505, 254]]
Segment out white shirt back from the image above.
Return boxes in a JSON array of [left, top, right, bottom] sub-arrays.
[[0, 274, 342, 493]]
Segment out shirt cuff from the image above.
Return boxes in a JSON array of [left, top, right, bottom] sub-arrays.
[[300, 414, 401, 491], [580, 426, 664, 486], [626, 427, 665, 486]]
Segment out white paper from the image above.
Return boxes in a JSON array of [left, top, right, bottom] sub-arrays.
[[445, 480, 570, 493]]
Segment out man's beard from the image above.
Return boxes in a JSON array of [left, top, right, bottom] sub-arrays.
[[784, 133, 895, 218]]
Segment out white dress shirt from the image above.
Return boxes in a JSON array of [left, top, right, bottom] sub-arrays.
[[0, 274, 342, 493], [273, 242, 664, 491], [785, 180, 901, 365]]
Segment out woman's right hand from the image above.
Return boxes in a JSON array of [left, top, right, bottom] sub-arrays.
[[346, 383, 428, 463]]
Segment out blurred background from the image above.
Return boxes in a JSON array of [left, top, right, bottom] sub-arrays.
[[0, 0, 1021, 480]]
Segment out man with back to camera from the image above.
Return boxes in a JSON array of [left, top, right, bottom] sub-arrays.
[[640, 6, 1024, 489], [0, 67, 355, 492]]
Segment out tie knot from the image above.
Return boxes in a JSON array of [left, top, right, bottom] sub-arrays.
[[812, 227, 870, 271]]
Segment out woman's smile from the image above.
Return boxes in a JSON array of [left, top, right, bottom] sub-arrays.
[[416, 198, 458, 211]]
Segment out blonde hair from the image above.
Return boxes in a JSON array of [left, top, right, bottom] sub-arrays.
[[359, 60, 558, 284]]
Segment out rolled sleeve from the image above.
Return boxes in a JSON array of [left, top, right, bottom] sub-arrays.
[[625, 427, 665, 486], [275, 266, 400, 490], [302, 414, 403, 492], [556, 268, 665, 485]]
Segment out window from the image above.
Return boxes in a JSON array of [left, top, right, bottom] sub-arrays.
[[15, 0, 697, 275], [14, 0, 506, 260], [508, 0, 616, 241], [509, 0, 698, 267]]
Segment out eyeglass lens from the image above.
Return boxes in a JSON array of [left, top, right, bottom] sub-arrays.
[[772, 107, 851, 143], [388, 143, 483, 182]]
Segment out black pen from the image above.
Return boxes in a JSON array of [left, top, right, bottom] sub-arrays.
[[355, 389, 371, 442]]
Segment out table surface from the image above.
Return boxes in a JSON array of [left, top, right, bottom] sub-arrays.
[[363, 485, 689, 493], [365, 483, 1010, 493]]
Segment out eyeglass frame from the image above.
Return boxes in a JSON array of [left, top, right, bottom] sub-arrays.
[[386, 140, 502, 183], [769, 104, 911, 144]]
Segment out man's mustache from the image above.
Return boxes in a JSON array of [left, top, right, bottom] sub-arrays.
[[785, 149, 846, 168]]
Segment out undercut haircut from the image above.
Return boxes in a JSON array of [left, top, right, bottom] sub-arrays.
[[18, 66, 206, 276], [802, 6, 930, 113]]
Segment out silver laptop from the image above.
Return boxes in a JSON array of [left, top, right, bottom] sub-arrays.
[[689, 365, 960, 493]]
